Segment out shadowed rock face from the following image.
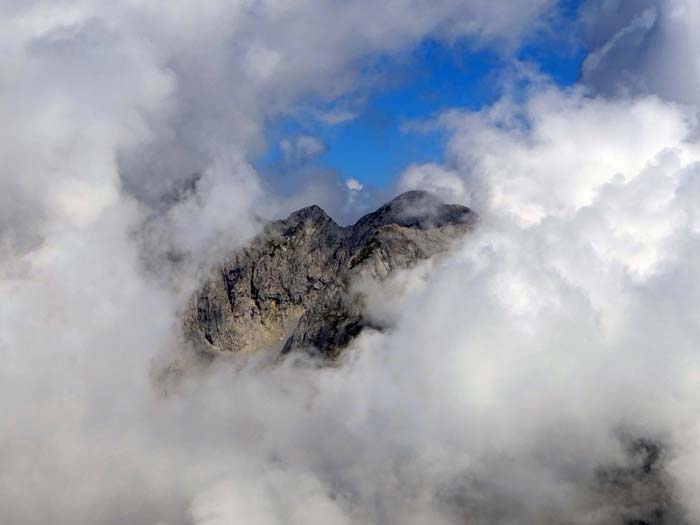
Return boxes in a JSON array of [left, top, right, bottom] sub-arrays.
[[182, 191, 477, 359]]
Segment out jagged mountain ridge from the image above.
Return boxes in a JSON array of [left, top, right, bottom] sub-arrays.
[[183, 190, 477, 359]]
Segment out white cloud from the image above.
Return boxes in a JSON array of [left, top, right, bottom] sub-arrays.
[[17, 0, 700, 523], [439, 86, 697, 229], [386, 85, 700, 520], [345, 178, 364, 191], [0, 1, 555, 523], [399, 162, 468, 205]]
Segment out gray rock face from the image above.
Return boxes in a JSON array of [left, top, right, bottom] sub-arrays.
[[182, 191, 477, 359]]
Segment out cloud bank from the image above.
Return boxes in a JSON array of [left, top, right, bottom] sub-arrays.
[[4, 1, 700, 524]]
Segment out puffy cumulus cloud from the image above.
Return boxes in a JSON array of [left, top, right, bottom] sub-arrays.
[[345, 178, 364, 191], [389, 85, 700, 520], [0, 1, 556, 524], [431, 87, 697, 231], [580, 0, 700, 108], [0, 6, 173, 254]]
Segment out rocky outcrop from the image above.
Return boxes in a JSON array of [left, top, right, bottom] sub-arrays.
[[182, 190, 477, 359]]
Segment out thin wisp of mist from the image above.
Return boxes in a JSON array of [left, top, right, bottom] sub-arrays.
[[2, 1, 700, 524]]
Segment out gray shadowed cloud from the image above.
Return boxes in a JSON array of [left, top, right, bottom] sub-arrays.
[[580, 0, 700, 107]]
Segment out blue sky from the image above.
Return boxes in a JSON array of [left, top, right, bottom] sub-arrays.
[[257, 1, 587, 190]]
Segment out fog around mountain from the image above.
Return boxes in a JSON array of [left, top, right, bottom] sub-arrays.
[[2, 1, 700, 523]]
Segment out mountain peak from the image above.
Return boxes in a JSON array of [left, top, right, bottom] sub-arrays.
[[352, 190, 476, 236], [287, 204, 334, 223], [183, 192, 477, 359]]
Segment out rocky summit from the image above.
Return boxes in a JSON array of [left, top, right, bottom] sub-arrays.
[[183, 190, 477, 359]]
